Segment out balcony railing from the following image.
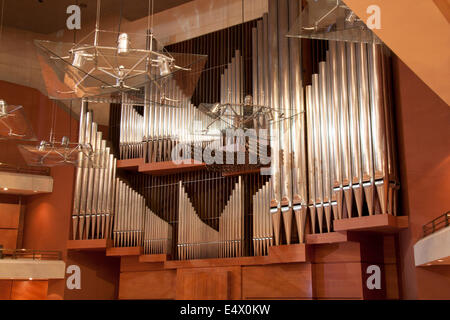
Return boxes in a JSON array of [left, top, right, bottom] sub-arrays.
[[423, 211, 450, 237], [0, 248, 62, 260]]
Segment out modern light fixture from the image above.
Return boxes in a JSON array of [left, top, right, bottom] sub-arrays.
[[287, 0, 382, 43], [34, 0, 204, 104], [0, 99, 36, 141], [18, 136, 94, 167]]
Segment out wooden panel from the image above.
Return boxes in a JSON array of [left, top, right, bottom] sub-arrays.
[[268, 244, 307, 263], [306, 232, 349, 244], [176, 269, 230, 300], [177, 266, 241, 300], [67, 239, 112, 251], [0, 229, 18, 249], [106, 246, 142, 257], [117, 158, 144, 170], [139, 254, 170, 263], [384, 263, 400, 300], [242, 263, 312, 299], [313, 263, 363, 299], [359, 234, 385, 264], [312, 242, 362, 263], [0, 280, 12, 300], [383, 235, 398, 264], [0, 203, 20, 229], [165, 256, 271, 269], [121, 256, 165, 272], [119, 270, 176, 300], [10, 281, 48, 300], [138, 161, 206, 175], [333, 214, 408, 233]]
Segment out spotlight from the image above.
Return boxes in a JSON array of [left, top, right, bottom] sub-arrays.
[[38, 140, 47, 152], [3, 187, 8, 191], [61, 136, 70, 148], [0, 100, 7, 116], [244, 95, 253, 106], [72, 50, 86, 68], [157, 57, 171, 76], [117, 33, 131, 55], [211, 103, 221, 114]]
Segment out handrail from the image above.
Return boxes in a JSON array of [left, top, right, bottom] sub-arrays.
[[422, 211, 450, 237], [0, 248, 62, 261]]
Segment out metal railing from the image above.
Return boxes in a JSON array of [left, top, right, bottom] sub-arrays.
[[0, 248, 62, 261], [423, 211, 450, 237]]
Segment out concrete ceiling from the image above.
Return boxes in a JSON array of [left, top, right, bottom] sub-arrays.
[[2, 0, 193, 34]]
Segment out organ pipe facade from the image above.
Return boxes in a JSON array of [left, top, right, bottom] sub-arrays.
[[71, 2, 399, 260]]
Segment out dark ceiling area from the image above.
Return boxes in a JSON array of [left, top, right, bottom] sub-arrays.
[[1, 0, 193, 34]]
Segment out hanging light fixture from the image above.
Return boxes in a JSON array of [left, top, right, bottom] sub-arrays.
[[34, 0, 205, 104], [0, 99, 36, 141], [18, 136, 94, 167], [287, 0, 382, 43]]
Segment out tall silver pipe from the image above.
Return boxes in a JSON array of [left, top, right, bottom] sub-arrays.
[[319, 61, 332, 232], [277, 0, 293, 244], [357, 43, 375, 215], [72, 99, 88, 240], [312, 74, 324, 233], [346, 42, 363, 217], [268, 0, 282, 245], [305, 86, 316, 234]]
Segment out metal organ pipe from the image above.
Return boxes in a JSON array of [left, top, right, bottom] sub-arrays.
[[72, 106, 117, 240], [305, 40, 398, 233], [268, 0, 282, 246]]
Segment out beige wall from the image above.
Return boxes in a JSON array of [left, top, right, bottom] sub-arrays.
[[344, 0, 450, 106]]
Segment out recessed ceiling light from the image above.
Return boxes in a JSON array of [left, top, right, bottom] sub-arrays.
[[3, 187, 8, 191], [29, 278, 33, 281], [437, 259, 444, 262], [33, 190, 38, 193]]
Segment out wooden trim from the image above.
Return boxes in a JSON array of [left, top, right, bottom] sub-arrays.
[[306, 232, 349, 244], [138, 160, 206, 175], [139, 254, 170, 263], [165, 244, 307, 268], [67, 239, 112, 251], [106, 246, 143, 257], [117, 158, 144, 170], [333, 214, 408, 233], [268, 244, 307, 263], [165, 256, 272, 269]]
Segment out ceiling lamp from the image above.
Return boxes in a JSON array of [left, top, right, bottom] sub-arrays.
[[0, 99, 36, 141]]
